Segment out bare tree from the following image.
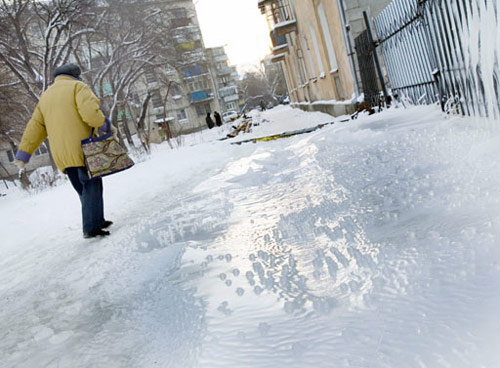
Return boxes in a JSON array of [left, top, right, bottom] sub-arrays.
[[0, 66, 29, 152], [73, 0, 183, 149], [0, 0, 101, 173], [0, 0, 99, 101], [0, 0, 208, 158]]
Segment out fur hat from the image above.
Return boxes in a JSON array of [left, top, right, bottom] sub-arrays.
[[53, 64, 82, 80]]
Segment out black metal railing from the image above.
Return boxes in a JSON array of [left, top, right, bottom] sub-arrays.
[[371, 0, 499, 118]]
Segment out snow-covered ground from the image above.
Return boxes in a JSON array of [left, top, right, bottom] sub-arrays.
[[1, 105, 500, 367]]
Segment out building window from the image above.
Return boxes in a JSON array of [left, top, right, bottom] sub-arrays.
[[294, 49, 306, 85], [195, 105, 203, 116], [171, 84, 182, 96], [184, 64, 203, 78], [176, 109, 187, 121], [195, 103, 211, 116], [317, 2, 338, 72], [6, 150, 14, 162], [132, 93, 140, 104], [151, 91, 163, 108], [34, 144, 48, 156], [310, 23, 324, 75], [298, 49, 308, 85], [304, 37, 316, 78], [170, 7, 187, 19], [145, 72, 157, 84], [226, 102, 237, 110]]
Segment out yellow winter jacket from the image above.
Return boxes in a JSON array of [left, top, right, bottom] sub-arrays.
[[17, 76, 105, 172]]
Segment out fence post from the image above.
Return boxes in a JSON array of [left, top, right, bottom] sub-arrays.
[[363, 11, 389, 106], [432, 69, 445, 111]]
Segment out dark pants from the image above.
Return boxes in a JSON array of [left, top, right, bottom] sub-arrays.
[[66, 167, 105, 234]]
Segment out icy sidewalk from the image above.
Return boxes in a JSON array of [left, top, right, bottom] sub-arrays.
[[192, 107, 500, 367], [1, 106, 500, 367]]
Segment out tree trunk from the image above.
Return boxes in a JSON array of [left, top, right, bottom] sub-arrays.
[[121, 117, 134, 147], [112, 109, 126, 147], [44, 139, 58, 173], [136, 93, 151, 153]]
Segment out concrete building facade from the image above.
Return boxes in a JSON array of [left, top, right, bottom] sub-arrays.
[[139, 0, 222, 141], [0, 138, 50, 180], [206, 47, 243, 113], [258, 0, 391, 116]]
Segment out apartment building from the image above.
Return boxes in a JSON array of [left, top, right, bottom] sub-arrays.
[[206, 47, 243, 113], [140, 1, 222, 141], [77, 0, 222, 142], [258, 0, 390, 116]]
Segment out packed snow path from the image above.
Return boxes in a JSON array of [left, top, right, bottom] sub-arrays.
[[1, 106, 500, 367]]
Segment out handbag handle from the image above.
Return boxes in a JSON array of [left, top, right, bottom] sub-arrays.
[[84, 128, 112, 143]]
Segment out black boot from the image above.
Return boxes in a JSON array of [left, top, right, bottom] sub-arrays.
[[101, 220, 113, 229], [84, 229, 111, 239]]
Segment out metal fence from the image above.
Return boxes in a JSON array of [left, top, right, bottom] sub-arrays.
[[372, 0, 500, 119]]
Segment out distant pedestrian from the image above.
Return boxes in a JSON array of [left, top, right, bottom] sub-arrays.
[[14, 64, 114, 239], [214, 111, 222, 127], [260, 100, 266, 111], [206, 112, 215, 129]]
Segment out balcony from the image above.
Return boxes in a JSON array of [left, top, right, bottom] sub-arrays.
[[273, 19, 297, 37], [173, 26, 201, 44], [271, 53, 286, 63], [171, 17, 190, 29], [259, 0, 296, 36], [214, 54, 228, 63], [184, 64, 208, 78], [223, 94, 239, 103], [258, 0, 275, 14], [181, 50, 206, 64], [271, 30, 288, 55], [190, 90, 214, 104], [177, 40, 202, 53], [217, 67, 233, 76], [271, 30, 287, 47], [272, 44, 289, 55]]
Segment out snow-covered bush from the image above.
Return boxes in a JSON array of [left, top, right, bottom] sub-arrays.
[[25, 166, 65, 193]]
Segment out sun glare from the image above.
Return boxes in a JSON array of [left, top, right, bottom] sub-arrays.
[[195, 0, 272, 73]]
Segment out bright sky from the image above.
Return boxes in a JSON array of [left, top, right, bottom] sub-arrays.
[[194, 0, 272, 73]]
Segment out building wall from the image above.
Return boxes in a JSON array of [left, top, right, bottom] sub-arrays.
[[338, 0, 391, 99], [0, 141, 51, 180], [206, 47, 241, 113], [129, 0, 221, 143], [261, 0, 393, 113], [342, 0, 392, 40], [264, 0, 355, 108]]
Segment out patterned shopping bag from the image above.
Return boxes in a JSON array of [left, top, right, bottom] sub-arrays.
[[81, 130, 134, 179]]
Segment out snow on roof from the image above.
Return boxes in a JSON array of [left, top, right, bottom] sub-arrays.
[[271, 53, 286, 62], [272, 44, 288, 52], [273, 19, 297, 30], [154, 117, 175, 124]]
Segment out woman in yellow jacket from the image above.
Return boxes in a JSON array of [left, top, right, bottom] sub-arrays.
[[15, 64, 113, 239]]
